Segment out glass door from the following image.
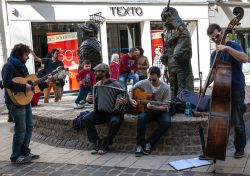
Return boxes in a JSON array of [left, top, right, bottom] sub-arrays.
[[106, 23, 141, 61]]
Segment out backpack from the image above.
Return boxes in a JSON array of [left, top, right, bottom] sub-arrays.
[[72, 111, 91, 130], [177, 89, 210, 112]]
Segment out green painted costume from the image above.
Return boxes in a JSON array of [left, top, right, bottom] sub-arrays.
[[161, 7, 194, 98]]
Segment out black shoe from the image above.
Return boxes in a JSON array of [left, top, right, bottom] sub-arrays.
[[98, 140, 109, 155], [11, 156, 31, 164], [135, 145, 144, 157], [28, 153, 40, 160], [143, 142, 151, 155], [234, 149, 245, 159], [91, 139, 102, 155], [8, 114, 13, 123]]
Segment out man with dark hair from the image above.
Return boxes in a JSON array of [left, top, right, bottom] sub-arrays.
[[129, 66, 171, 157], [84, 63, 126, 155], [118, 48, 139, 90], [2, 43, 39, 164], [31, 48, 65, 103], [206, 23, 247, 159]]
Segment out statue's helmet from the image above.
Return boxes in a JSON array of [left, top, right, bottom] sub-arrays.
[[161, 7, 179, 22], [79, 21, 98, 35]]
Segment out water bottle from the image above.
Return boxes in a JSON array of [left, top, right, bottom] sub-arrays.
[[185, 97, 192, 117]]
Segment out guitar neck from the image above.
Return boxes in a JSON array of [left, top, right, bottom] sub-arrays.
[[32, 75, 49, 87], [31, 67, 63, 87]]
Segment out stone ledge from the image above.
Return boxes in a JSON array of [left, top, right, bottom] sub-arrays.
[[31, 100, 250, 155]]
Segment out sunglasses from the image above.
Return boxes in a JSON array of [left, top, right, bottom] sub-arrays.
[[148, 78, 157, 82], [210, 33, 221, 42]]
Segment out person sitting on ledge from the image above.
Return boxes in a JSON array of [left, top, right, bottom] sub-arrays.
[[84, 63, 126, 155], [129, 66, 171, 157]]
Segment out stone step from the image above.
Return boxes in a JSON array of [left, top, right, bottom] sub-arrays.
[[32, 100, 250, 156]]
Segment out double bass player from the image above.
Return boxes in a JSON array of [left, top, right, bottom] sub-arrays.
[[206, 23, 247, 159]]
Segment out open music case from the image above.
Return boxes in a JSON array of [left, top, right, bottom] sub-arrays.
[[168, 157, 212, 171]]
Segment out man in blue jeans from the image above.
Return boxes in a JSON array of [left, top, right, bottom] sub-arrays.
[[2, 43, 41, 164], [129, 66, 171, 157], [118, 48, 140, 90], [207, 24, 247, 159]]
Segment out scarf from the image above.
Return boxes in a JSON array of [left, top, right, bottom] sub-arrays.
[[8, 55, 25, 67]]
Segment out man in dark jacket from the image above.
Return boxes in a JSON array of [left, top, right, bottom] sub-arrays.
[[2, 43, 39, 164], [31, 48, 65, 103]]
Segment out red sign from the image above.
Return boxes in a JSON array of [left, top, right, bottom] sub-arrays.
[[47, 32, 80, 90], [151, 30, 164, 63]]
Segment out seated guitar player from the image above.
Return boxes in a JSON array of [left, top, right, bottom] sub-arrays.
[[129, 66, 171, 157]]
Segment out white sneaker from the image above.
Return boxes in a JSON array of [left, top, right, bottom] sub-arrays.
[[74, 103, 84, 109], [79, 100, 86, 105]]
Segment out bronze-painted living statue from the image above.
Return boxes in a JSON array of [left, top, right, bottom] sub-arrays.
[[161, 4, 194, 98], [78, 21, 102, 70]]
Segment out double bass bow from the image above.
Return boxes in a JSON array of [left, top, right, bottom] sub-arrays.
[[198, 7, 244, 161]]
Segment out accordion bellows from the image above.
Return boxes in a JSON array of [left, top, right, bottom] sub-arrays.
[[93, 85, 126, 114]]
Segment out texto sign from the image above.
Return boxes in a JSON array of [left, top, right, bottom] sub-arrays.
[[110, 7, 143, 17]]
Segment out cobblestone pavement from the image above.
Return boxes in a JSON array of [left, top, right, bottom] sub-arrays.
[[0, 161, 233, 176], [1, 108, 250, 175]]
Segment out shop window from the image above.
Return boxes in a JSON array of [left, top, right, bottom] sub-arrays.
[[107, 23, 141, 62], [31, 22, 84, 91]]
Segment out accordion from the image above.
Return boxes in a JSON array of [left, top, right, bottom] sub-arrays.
[[93, 85, 126, 114]]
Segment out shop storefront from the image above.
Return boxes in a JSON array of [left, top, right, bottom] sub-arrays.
[[4, 1, 210, 90]]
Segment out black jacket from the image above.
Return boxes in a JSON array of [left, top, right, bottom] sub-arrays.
[[2, 62, 29, 104]]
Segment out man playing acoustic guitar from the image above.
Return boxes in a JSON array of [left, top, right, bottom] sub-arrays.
[[129, 66, 171, 157], [1, 44, 42, 164]]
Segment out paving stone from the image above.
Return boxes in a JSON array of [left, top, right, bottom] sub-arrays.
[[92, 171, 107, 176], [49, 170, 64, 176], [123, 168, 138, 173], [134, 172, 148, 176], [98, 166, 113, 172], [130, 156, 166, 169], [109, 169, 123, 174], [119, 174, 134, 176], [116, 156, 139, 168], [103, 154, 129, 167], [151, 169, 168, 174]]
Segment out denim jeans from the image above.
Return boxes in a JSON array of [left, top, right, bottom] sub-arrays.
[[75, 86, 92, 104], [7, 104, 33, 161], [84, 111, 124, 145], [137, 111, 171, 147], [118, 73, 139, 90], [231, 88, 246, 150]]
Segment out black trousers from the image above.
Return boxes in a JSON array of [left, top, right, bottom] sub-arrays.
[[84, 111, 124, 145]]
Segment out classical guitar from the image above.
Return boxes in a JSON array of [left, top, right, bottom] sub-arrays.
[[6, 66, 64, 106], [130, 87, 170, 114]]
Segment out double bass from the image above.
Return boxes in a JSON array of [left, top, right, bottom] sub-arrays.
[[200, 7, 244, 161]]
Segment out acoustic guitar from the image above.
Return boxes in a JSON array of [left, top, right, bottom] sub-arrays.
[[130, 87, 170, 114], [6, 66, 64, 106]]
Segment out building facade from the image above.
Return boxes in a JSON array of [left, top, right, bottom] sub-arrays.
[[3, 0, 249, 90]]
